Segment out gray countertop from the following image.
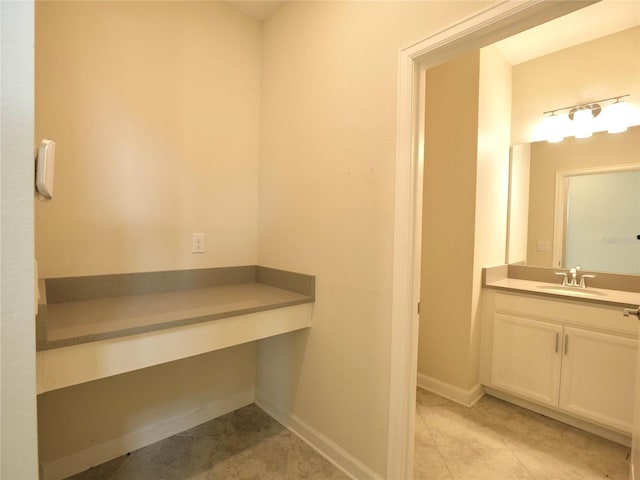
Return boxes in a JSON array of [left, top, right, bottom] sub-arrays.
[[484, 277, 640, 308], [37, 282, 313, 351]]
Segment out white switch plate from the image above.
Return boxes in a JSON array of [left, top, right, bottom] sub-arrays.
[[192, 233, 205, 253], [536, 240, 550, 252]]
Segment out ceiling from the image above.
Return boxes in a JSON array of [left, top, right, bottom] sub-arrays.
[[223, 1, 639, 64], [495, 0, 640, 65]]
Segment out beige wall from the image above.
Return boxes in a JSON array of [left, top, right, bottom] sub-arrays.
[[35, 2, 261, 470], [0, 1, 39, 478], [256, 1, 494, 476], [506, 143, 531, 264], [35, 1, 261, 278], [418, 51, 480, 389], [527, 125, 640, 268], [511, 26, 640, 145], [9, 0, 608, 477], [38, 345, 255, 462], [417, 45, 511, 392], [471, 46, 511, 386], [34, 1, 506, 476]]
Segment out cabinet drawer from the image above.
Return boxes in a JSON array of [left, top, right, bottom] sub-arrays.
[[494, 292, 637, 337]]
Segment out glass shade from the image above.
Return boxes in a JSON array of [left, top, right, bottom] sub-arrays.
[[604, 100, 630, 134], [544, 114, 567, 143], [573, 108, 594, 139]]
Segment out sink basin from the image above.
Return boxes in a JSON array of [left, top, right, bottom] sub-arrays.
[[536, 285, 606, 298]]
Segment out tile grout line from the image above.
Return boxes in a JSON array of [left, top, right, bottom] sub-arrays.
[[416, 406, 455, 480], [476, 404, 539, 480], [108, 453, 132, 480], [417, 394, 542, 480], [508, 449, 540, 480]]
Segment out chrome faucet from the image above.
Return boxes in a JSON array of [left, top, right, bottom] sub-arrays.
[[554, 265, 596, 288], [573, 265, 597, 288], [554, 271, 569, 286], [569, 267, 579, 286], [579, 273, 596, 288]]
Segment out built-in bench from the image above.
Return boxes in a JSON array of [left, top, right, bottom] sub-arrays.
[[36, 266, 315, 394]]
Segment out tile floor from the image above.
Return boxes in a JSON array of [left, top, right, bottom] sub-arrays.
[[414, 388, 631, 480], [66, 404, 349, 480], [67, 389, 631, 480]]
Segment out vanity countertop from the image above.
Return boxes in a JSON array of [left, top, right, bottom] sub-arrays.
[[36, 266, 316, 352], [37, 282, 313, 351], [484, 277, 640, 308], [36, 266, 316, 394]]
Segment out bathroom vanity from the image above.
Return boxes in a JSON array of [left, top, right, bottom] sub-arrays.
[[480, 267, 640, 443]]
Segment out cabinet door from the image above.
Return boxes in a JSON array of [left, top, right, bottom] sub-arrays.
[[491, 314, 563, 407], [559, 327, 637, 434]]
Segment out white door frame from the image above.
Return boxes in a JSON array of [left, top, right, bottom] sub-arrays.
[[387, 1, 597, 478]]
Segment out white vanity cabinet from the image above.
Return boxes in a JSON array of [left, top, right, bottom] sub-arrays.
[[491, 314, 563, 407], [481, 289, 638, 435], [559, 326, 636, 433]]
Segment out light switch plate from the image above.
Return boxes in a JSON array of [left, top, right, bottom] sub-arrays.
[[192, 233, 205, 253], [536, 240, 550, 252]]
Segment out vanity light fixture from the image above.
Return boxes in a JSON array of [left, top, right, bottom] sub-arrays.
[[542, 113, 568, 143], [542, 94, 630, 143], [571, 106, 598, 139], [604, 98, 632, 134]]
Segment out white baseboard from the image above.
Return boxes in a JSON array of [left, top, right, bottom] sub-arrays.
[[417, 372, 484, 407], [40, 388, 255, 480], [255, 391, 383, 480]]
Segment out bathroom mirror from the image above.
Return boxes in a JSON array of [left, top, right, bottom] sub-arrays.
[[507, 125, 640, 275]]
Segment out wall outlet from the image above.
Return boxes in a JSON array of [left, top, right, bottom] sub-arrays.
[[192, 233, 205, 253]]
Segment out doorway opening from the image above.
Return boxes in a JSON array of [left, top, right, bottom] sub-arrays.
[[388, 2, 600, 478]]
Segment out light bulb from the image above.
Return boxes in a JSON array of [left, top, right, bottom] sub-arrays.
[[604, 100, 630, 134], [573, 108, 594, 139], [544, 113, 567, 143]]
